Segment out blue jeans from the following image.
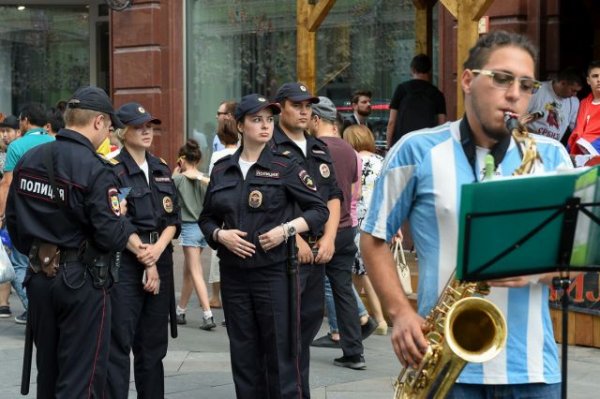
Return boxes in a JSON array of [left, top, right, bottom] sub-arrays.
[[10, 248, 28, 310], [324, 275, 367, 334], [447, 382, 561, 399]]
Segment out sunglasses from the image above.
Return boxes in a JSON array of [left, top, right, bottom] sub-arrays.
[[471, 69, 541, 95]]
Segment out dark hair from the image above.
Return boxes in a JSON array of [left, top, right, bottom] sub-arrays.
[[351, 90, 372, 104], [410, 54, 432, 74], [55, 100, 67, 113], [178, 139, 202, 164], [220, 100, 237, 114], [46, 107, 65, 133], [587, 60, 600, 76], [217, 118, 239, 145], [463, 30, 538, 70], [19, 102, 48, 127], [556, 67, 583, 85]]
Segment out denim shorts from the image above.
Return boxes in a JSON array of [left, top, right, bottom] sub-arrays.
[[180, 222, 208, 248]]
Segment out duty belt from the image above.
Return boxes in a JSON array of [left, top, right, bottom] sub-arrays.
[[139, 231, 160, 244], [300, 234, 321, 246]]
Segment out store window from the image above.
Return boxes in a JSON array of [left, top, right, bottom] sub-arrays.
[[0, 5, 90, 115], [186, 0, 439, 167]]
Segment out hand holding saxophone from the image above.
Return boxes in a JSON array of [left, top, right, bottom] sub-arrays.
[[391, 307, 429, 369]]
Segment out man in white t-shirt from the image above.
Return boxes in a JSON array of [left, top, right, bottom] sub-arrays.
[[525, 67, 582, 142]]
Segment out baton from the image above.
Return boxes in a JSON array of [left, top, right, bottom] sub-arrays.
[[169, 271, 178, 339], [287, 235, 299, 358], [21, 319, 33, 395]]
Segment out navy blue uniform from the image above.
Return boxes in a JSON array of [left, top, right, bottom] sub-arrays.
[[6, 129, 136, 399], [106, 147, 181, 399], [270, 125, 343, 398], [200, 147, 328, 399]]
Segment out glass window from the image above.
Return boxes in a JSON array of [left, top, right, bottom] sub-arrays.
[[186, 0, 439, 168], [0, 5, 90, 115]]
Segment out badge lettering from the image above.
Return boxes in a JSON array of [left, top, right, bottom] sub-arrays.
[[312, 149, 326, 155], [154, 177, 171, 183], [18, 175, 67, 203], [255, 170, 280, 179]]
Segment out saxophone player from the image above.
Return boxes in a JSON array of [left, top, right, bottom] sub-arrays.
[[361, 31, 572, 398]]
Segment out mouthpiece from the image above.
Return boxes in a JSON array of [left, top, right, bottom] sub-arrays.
[[504, 112, 520, 132]]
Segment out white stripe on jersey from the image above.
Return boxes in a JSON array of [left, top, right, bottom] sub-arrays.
[[527, 283, 544, 381], [482, 288, 509, 384]]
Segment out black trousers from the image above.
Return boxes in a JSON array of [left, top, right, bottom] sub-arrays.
[[105, 248, 173, 399], [221, 261, 301, 399], [26, 261, 111, 399], [298, 227, 361, 398]]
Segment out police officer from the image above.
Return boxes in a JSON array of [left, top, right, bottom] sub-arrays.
[[199, 94, 328, 399], [270, 82, 343, 397], [5, 86, 138, 398], [105, 102, 181, 399]]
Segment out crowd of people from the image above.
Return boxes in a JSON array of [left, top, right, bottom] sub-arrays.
[[0, 28, 598, 399]]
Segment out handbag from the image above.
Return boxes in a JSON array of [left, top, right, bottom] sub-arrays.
[[391, 240, 413, 295], [0, 244, 15, 284]]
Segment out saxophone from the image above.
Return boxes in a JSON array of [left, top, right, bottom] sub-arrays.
[[393, 113, 539, 399]]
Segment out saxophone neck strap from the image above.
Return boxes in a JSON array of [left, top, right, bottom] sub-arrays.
[[459, 116, 511, 181]]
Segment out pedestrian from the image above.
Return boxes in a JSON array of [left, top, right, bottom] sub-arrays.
[[207, 118, 240, 310], [343, 124, 388, 335], [5, 86, 137, 398], [270, 82, 343, 398], [200, 93, 328, 399], [106, 102, 181, 399], [173, 139, 215, 330], [362, 31, 570, 398]]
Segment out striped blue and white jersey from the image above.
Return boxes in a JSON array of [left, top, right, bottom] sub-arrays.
[[362, 120, 571, 384]]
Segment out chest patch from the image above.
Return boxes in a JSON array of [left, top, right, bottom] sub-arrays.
[[255, 170, 280, 179], [298, 170, 317, 191], [319, 163, 331, 178], [163, 196, 174, 213], [248, 190, 263, 208]]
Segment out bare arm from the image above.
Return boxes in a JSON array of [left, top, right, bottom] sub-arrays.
[[0, 171, 13, 218], [386, 109, 398, 149], [314, 198, 340, 264]]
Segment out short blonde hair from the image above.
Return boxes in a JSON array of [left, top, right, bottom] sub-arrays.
[[64, 108, 105, 128], [114, 126, 129, 144], [343, 124, 375, 153]]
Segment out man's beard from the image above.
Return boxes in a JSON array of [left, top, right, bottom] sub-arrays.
[[357, 108, 371, 117]]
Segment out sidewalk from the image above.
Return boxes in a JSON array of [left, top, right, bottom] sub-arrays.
[[0, 245, 598, 398]]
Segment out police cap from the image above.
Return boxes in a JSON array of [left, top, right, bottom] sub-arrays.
[[274, 82, 320, 104], [117, 102, 162, 126], [0, 115, 19, 129], [235, 94, 281, 122], [67, 86, 124, 128]]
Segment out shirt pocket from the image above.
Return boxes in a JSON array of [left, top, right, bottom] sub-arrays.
[[209, 180, 239, 214]]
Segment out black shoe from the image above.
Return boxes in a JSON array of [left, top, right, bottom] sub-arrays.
[[311, 333, 341, 348], [333, 354, 366, 370], [0, 305, 11, 318], [176, 313, 186, 325], [15, 311, 27, 325], [200, 316, 216, 331], [361, 317, 377, 340]]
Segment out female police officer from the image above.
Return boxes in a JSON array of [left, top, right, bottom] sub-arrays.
[[105, 102, 180, 399], [200, 94, 328, 399]]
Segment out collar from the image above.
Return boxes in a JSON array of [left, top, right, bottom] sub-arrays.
[[459, 115, 511, 180], [23, 127, 48, 137], [116, 147, 149, 175], [224, 146, 276, 171], [56, 128, 97, 154]]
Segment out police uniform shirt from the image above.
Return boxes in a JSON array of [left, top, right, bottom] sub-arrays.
[[271, 125, 343, 206], [113, 148, 181, 237], [199, 147, 328, 269], [6, 128, 137, 254]]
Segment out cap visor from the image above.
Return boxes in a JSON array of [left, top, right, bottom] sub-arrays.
[[123, 114, 161, 127], [248, 103, 281, 116], [287, 95, 320, 104], [111, 114, 125, 129]]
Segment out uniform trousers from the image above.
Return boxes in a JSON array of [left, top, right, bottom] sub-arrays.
[[221, 261, 301, 399], [26, 261, 111, 399], [106, 248, 173, 399], [299, 227, 361, 398]]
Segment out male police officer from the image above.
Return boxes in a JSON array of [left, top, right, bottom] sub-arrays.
[[270, 82, 343, 398], [6, 86, 145, 398]]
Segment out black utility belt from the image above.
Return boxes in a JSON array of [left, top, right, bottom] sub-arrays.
[[138, 231, 160, 244], [300, 234, 321, 245]]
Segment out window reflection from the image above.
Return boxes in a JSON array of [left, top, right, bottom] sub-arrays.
[[0, 6, 90, 114]]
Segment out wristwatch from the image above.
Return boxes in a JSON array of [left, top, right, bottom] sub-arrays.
[[286, 223, 296, 237]]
